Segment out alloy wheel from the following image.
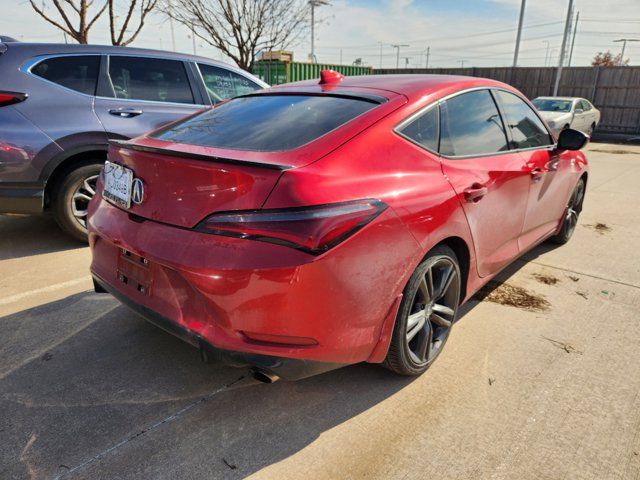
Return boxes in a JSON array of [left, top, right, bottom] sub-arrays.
[[564, 180, 584, 237], [71, 174, 99, 228], [405, 257, 460, 365]]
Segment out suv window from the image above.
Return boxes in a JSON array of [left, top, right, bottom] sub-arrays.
[[494, 90, 552, 149], [107, 56, 194, 104], [198, 64, 261, 103], [31, 55, 100, 95], [152, 94, 377, 152], [398, 106, 439, 152], [440, 90, 508, 157]]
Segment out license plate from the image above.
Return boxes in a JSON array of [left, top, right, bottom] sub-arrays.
[[103, 160, 134, 208]]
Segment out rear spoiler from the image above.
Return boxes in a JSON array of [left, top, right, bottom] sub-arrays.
[[108, 140, 293, 171]]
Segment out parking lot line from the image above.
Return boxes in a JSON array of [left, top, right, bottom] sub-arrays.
[[0, 276, 92, 307]]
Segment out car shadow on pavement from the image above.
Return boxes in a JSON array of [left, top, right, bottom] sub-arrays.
[[0, 215, 85, 261], [0, 291, 416, 479]]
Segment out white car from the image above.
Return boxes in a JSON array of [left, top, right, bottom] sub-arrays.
[[532, 96, 600, 136]]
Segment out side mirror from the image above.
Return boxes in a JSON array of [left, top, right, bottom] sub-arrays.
[[574, 108, 584, 114], [557, 128, 588, 150]]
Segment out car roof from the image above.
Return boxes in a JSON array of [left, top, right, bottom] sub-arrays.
[[2, 42, 259, 81], [265, 74, 519, 103]]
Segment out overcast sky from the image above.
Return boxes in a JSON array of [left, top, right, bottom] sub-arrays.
[[4, 0, 640, 69]]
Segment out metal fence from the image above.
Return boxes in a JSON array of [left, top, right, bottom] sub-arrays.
[[374, 66, 640, 135]]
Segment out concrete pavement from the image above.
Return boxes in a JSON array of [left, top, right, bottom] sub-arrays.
[[1, 143, 639, 479]]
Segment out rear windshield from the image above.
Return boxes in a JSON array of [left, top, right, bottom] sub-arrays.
[[532, 98, 572, 112], [151, 94, 377, 152]]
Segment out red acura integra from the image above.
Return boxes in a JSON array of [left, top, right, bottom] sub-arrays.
[[88, 71, 588, 382]]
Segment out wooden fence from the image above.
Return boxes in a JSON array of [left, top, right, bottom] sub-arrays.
[[374, 66, 640, 135]]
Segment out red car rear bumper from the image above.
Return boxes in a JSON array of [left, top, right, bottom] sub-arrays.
[[88, 195, 421, 378]]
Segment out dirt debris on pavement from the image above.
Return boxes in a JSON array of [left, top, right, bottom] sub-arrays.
[[541, 336, 584, 355], [576, 291, 589, 300], [567, 275, 580, 282], [532, 273, 560, 285], [474, 281, 550, 312], [584, 222, 611, 235]]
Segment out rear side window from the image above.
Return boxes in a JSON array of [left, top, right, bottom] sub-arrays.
[[198, 64, 261, 103], [398, 106, 439, 152], [152, 95, 377, 152], [440, 90, 508, 157], [107, 56, 194, 104], [31, 55, 99, 95], [494, 90, 552, 149]]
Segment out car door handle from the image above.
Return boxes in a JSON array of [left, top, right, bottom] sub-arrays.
[[530, 167, 545, 181], [463, 184, 488, 203], [109, 108, 143, 118]]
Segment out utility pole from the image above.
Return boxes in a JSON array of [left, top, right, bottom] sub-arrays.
[[458, 60, 466, 68], [168, 0, 176, 51], [339, 48, 343, 65], [392, 44, 409, 69], [567, 10, 579, 67], [401, 57, 411, 68], [613, 38, 640, 66], [512, 0, 526, 67], [191, 21, 196, 55], [309, 0, 330, 63], [378, 42, 383, 69], [425, 46, 430, 68], [553, 0, 574, 96], [543, 40, 550, 66]]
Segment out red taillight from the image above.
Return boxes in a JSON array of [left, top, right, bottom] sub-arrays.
[[195, 199, 387, 254], [0, 91, 27, 107]]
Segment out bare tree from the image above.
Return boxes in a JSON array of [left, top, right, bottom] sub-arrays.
[[167, 0, 309, 71], [29, 0, 108, 44], [592, 50, 629, 67], [108, 0, 158, 46]]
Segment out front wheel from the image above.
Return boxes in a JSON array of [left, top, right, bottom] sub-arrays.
[[383, 245, 461, 376], [52, 163, 103, 242], [549, 178, 585, 245]]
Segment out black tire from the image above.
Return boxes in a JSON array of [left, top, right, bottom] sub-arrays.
[[383, 245, 461, 376], [549, 178, 585, 245], [51, 163, 103, 242], [588, 122, 596, 136]]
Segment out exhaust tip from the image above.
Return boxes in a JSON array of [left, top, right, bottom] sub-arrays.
[[250, 367, 280, 384]]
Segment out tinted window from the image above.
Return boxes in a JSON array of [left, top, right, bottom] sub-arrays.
[[440, 90, 508, 157], [399, 106, 439, 151], [152, 95, 377, 152], [32, 55, 99, 95], [108, 56, 194, 104], [495, 90, 552, 149], [579, 100, 591, 111], [198, 64, 261, 103]]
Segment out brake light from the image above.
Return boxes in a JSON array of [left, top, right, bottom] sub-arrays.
[[0, 91, 27, 107], [195, 199, 387, 255]]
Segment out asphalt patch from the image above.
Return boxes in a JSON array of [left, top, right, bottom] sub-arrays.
[[474, 281, 550, 312]]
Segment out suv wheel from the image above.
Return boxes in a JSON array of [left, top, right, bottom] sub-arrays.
[[52, 163, 103, 242]]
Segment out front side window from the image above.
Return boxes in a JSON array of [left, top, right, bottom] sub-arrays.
[[198, 64, 261, 103], [494, 90, 552, 149], [152, 94, 377, 152], [398, 106, 439, 152], [579, 100, 591, 111], [108, 56, 194, 104], [31, 55, 100, 95], [439, 90, 508, 157]]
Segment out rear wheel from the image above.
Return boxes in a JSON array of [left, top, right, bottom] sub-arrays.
[[549, 178, 585, 245], [588, 122, 596, 136], [384, 245, 461, 376], [52, 163, 103, 242]]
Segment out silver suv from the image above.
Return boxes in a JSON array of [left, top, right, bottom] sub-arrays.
[[0, 41, 266, 240]]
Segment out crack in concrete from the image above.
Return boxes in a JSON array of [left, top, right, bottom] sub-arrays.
[[53, 374, 254, 480], [522, 260, 640, 290]]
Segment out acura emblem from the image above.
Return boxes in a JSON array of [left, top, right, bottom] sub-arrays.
[[131, 178, 145, 205]]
